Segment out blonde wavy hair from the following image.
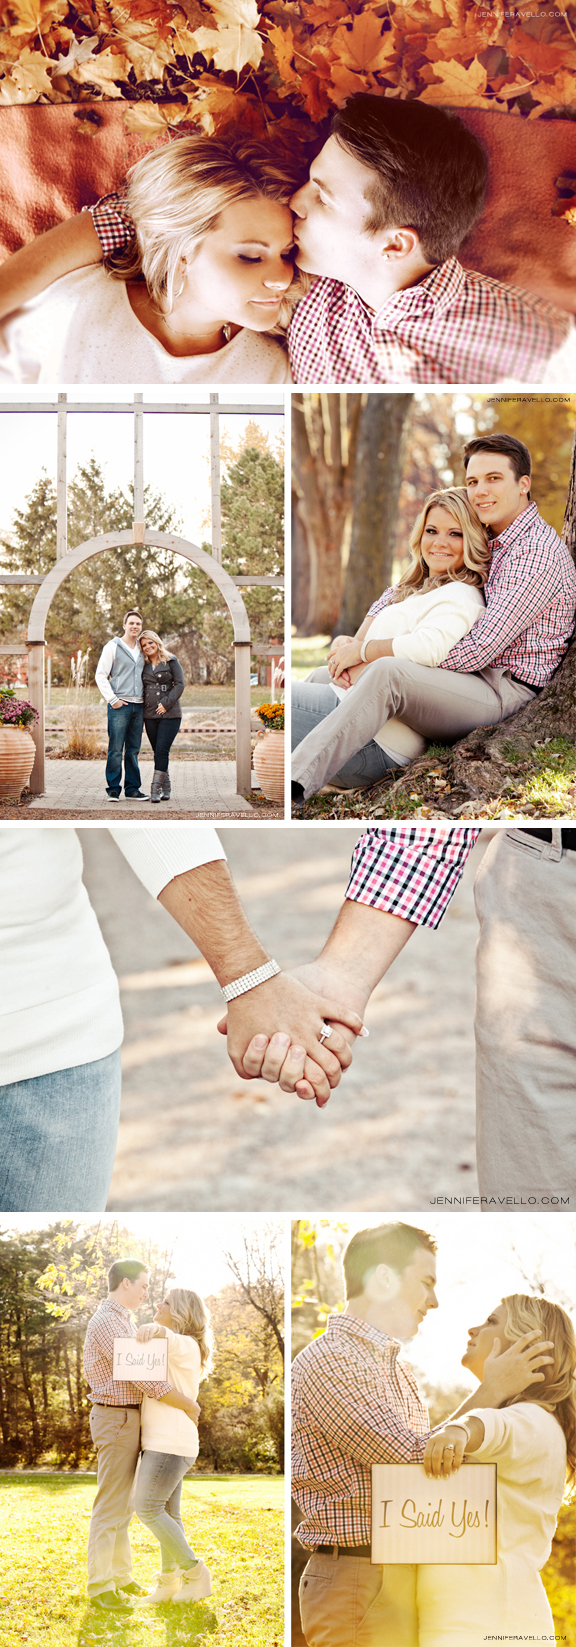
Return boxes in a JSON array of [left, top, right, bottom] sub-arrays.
[[500, 1294, 576, 1490], [139, 629, 172, 664], [106, 134, 307, 328], [168, 1288, 214, 1376], [391, 487, 491, 605]]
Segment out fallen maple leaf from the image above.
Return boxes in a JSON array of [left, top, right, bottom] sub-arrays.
[[8, 0, 68, 36], [193, 21, 263, 74], [7, 44, 53, 94], [267, 20, 297, 82], [123, 99, 189, 136], [47, 33, 99, 74], [529, 70, 576, 112], [207, 0, 260, 26], [419, 53, 492, 107], [72, 46, 126, 91], [331, 13, 397, 74]]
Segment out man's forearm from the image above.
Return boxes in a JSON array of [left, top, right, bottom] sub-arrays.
[[316, 897, 416, 1010], [158, 1389, 199, 1416], [158, 861, 269, 987]]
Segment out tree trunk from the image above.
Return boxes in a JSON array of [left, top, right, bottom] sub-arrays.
[[338, 393, 413, 634], [292, 393, 361, 635]]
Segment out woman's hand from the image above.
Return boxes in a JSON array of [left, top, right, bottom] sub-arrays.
[[156, 703, 167, 715], [136, 1323, 166, 1342], [423, 1424, 469, 1480], [478, 1330, 554, 1403], [328, 640, 363, 681], [222, 972, 367, 1107]]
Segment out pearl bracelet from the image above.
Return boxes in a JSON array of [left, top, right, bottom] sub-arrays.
[[221, 958, 281, 1002]]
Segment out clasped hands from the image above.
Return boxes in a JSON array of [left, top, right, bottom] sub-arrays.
[[218, 962, 369, 1109], [326, 633, 362, 689]]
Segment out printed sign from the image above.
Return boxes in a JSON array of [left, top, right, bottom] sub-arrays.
[[371, 1463, 497, 1564], [113, 1336, 168, 1380]]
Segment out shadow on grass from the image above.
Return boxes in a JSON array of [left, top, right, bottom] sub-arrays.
[[77, 1600, 218, 1646]]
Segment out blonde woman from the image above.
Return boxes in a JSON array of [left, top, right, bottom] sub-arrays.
[[140, 631, 185, 803], [0, 136, 301, 383], [292, 488, 492, 801], [134, 1288, 214, 1607], [418, 1293, 576, 1645]]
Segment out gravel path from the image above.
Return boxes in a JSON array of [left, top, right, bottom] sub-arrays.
[[78, 827, 491, 1212]]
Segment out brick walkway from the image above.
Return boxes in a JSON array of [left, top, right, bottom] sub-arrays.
[[28, 759, 255, 813]]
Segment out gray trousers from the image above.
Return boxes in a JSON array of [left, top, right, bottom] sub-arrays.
[[291, 659, 535, 798], [300, 1553, 417, 1647], [87, 1405, 140, 1596], [475, 830, 576, 1210]]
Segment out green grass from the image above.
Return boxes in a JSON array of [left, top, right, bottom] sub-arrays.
[[0, 1474, 283, 1647], [290, 635, 331, 681], [44, 688, 272, 711]]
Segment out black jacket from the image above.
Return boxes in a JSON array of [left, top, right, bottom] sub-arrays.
[[142, 657, 185, 720]]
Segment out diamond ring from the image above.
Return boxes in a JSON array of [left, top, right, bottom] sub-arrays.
[[318, 1023, 333, 1045]]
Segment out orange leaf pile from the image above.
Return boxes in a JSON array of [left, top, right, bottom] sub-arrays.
[[1, 0, 576, 139]]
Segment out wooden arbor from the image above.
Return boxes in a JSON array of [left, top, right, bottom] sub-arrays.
[[0, 391, 284, 795]]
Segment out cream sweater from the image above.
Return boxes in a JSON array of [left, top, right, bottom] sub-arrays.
[[141, 1327, 201, 1459], [332, 581, 485, 761], [0, 266, 291, 384], [0, 826, 225, 1084]]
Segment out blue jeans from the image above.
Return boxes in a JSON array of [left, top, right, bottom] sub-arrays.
[[135, 1451, 198, 1572], [291, 678, 395, 788], [145, 717, 180, 772], [0, 1050, 122, 1211], [106, 702, 144, 796]]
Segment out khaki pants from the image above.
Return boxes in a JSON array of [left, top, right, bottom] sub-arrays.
[[299, 1552, 417, 1647], [291, 659, 534, 798], [474, 830, 576, 1210], [87, 1405, 141, 1596]]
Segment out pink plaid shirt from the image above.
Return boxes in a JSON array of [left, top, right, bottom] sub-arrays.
[[345, 827, 479, 928], [291, 1313, 430, 1549], [87, 200, 572, 386], [83, 1297, 171, 1406], [286, 261, 573, 386], [368, 504, 576, 689]]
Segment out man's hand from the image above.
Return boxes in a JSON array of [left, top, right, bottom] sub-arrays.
[[111, 699, 126, 708], [182, 1395, 201, 1423], [476, 1330, 554, 1404]]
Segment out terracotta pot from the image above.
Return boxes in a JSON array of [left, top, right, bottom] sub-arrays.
[[253, 729, 284, 804], [0, 727, 36, 799]]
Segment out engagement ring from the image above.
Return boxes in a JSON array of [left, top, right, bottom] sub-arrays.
[[318, 1023, 333, 1044]]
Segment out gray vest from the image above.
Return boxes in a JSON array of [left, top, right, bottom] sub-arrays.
[[109, 637, 144, 701]]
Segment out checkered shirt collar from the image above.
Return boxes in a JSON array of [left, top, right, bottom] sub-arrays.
[[372, 257, 466, 329], [489, 499, 539, 553], [325, 1311, 401, 1362], [100, 1296, 132, 1325]]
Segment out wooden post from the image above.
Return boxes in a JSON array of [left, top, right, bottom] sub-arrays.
[[27, 641, 45, 793], [56, 392, 67, 560], [234, 640, 252, 796], [210, 391, 222, 563], [134, 392, 144, 527]]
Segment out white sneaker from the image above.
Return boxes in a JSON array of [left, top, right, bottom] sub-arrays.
[[134, 1569, 181, 1605], [173, 1560, 212, 1602]]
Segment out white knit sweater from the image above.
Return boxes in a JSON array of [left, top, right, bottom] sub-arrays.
[[0, 827, 225, 1084]]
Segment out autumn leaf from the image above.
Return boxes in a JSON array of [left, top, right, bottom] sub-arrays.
[[331, 14, 397, 74], [8, 0, 68, 36], [508, 26, 576, 76], [327, 62, 380, 106], [267, 21, 297, 82], [111, 24, 174, 80], [47, 33, 99, 75], [193, 21, 263, 74], [123, 99, 189, 135], [4, 43, 53, 94], [529, 70, 576, 112], [72, 45, 126, 90], [207, 0, 261, 26], [419, 54, 492, 107]]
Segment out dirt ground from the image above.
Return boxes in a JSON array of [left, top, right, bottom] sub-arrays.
[[78, 827, 491, 1212]]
